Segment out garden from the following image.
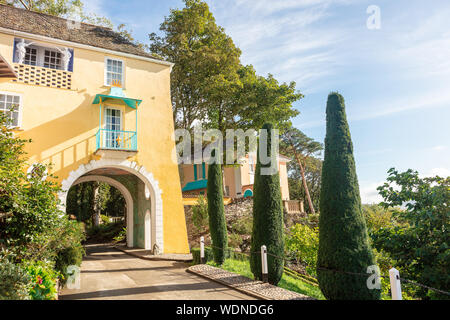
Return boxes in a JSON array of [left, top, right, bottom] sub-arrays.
[[0, 113, 84, 300]]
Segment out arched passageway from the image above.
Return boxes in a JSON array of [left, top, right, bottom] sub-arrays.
[[59, 159, 164, 252]]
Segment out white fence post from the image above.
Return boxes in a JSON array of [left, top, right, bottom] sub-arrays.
[[200, 236, 205, 264], [389, 268, 402, 300], [261, 245, 268, 283]]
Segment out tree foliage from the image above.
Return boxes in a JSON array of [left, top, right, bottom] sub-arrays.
[[317, 92, 380, 300], [250, 123, 284, 285], [373, 168, 449, 299], [149, 0, 301, 134], [281, 127, 322, 214]]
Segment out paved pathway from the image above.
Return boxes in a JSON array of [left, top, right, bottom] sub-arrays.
[[60, 244, 255, 300]]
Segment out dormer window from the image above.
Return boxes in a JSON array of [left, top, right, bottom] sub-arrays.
[[13, 38, 73, 72]]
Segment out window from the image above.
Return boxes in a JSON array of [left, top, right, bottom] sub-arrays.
[[24, 47, 37, 65], [14, 38, 73, 71], [0, 93, 21, 128], [105, 58, 124, 86], [44, 49, 62, 69]]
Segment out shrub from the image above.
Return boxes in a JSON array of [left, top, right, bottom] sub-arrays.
[[375, 169, 449, 300], [25, 261, 59, 300], [86, 221, 125, 243], [113, 227, 127, 243], [100, 214, 110, 225], [317, 93, 380, 300], [0, 253, 32, 300], [250, 123, 285, 285], [286, 224, 318, 276], [192, 195, 208, 231], [207, 154, 228, 265]]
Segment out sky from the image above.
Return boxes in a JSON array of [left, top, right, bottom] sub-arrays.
[[83, 0, 450, 203]]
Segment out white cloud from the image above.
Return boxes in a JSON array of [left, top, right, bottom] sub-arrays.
[[430, 145, 448, 152], [82, 0, 105, 15], [360, 181, 383, 204], [426, 168, 450, 177]]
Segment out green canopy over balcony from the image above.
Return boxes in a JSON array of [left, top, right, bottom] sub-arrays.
[[92, 85, 142, 109]]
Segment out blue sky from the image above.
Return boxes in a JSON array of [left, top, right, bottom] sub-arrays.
[[83, 0, 450, 203]]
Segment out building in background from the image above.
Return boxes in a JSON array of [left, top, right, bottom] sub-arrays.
[[181, 153, 291, 200]]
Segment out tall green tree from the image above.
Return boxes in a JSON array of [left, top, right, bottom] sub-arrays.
[[281, 127, 323, 213], [317, 93, 380, 300], [233, 65, 301, 133], [149, 0, 242, 132], [149, 1, 301, 134], [288, 156, 322, 213], [250, 123, 284, 285], [206, 153, 228, 264]]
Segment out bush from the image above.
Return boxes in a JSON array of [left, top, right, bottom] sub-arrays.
[[318, 93, 380, 300], [113, 227, 127, 243], [192, 195, 208, 231], [86, 221, 125, 243], [207, 154, 228, 265], [375, 169, 449, 300], [55, 247, 83, 286], [0, 253, 32, 300], [285, 224, 318, 276], [25, 261, 59, 300], [250, 123, 284, 285]]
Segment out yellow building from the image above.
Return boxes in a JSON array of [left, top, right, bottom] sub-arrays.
[[0, 5, 189, 254], [181, 153, 291, 200]]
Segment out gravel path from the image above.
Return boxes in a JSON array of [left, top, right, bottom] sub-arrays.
[[188, 264, 314, 300]]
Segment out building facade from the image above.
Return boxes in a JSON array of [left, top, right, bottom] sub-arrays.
[[0, 5, 189, 254], [181, 153, 291, 200]]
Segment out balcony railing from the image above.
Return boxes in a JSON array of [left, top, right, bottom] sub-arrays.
[[96, 129, 137, 152]]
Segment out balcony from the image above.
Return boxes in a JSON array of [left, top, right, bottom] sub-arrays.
[[95, 129, 137, 159]]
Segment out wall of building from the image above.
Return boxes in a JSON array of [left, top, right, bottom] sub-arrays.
[[0, 32, 189, 254]]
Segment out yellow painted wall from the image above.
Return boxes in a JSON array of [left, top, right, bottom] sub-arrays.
[[0, 32, 189, 254]]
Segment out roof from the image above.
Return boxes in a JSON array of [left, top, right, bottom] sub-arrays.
[[182, 179, 208, 192], [0, 4, 162, 61], [0, 53, 16, 81]]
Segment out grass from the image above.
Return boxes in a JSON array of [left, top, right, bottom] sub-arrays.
[[207, 259, 325, 300]]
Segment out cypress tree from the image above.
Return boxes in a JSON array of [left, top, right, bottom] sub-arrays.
[[250, 123, 284, 285], [317, 93, 380, 300], [207, 153, 228, 265]]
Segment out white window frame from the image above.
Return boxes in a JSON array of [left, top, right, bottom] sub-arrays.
[[0, 91, 23, 129], [24, 44, 64, 70], [104, 57, 125, 87], [104, 106, 123, 131]]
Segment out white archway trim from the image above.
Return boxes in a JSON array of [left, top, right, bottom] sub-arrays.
[[72, 175, 134, 248], [58, 159, 164, 253]]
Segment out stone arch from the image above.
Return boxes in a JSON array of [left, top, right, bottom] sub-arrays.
[[72, 175, 134, 248], [58, 159, 163, 252]]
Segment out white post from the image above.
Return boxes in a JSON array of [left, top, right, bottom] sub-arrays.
[[261, 245, 268, 283], [389, 268, 402, 300], [200, 236, 205, 264]]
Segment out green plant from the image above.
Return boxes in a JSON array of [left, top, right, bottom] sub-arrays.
[[192, 195, 208, 231], [285, 223, 318, 276], [374, 169, 449, 300], [113, 227, 127, 243], [250, 123, 285, 286], [0, 252, 32, 300], [207, 153, 228, 265], [25, 260, 59, 300], [317, 93, 380, 300]]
